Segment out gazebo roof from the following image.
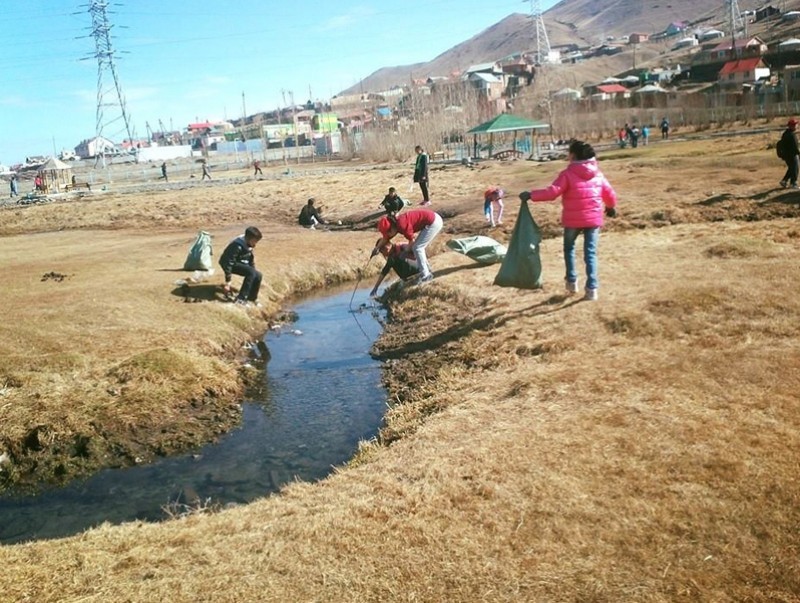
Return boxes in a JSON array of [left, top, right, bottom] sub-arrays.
[[467, 113, 549, 134], [40, 157, 72, 170]]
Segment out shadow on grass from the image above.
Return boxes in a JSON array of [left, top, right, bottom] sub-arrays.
[[698, 193, 734, 206], [433, 262, 492, 278], [377, 291, 580, 360], [757, 191, 800, 207], [169, 283, 231, 303]]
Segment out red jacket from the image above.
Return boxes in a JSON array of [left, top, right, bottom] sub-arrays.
[[394, 209, 437, 240], [529, 158, 617, 228]]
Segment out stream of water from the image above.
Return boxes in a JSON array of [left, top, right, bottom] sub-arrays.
[[0, 287, 385, 544]]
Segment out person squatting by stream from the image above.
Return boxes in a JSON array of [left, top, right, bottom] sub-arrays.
[[369, 240, 419, 297], [375, 208, 443, 285], [219, 226, 263, 307]]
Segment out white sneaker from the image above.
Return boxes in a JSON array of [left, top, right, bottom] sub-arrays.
[[584, 288, 598, 301], [565, 280, 579, 295]]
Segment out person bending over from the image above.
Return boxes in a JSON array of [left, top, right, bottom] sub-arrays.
[[375, 208, 442, 284], [370, 240, 419, 296]]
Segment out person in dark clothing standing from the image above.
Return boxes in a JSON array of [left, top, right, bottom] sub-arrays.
[[253, 159, 263, 176], [660, 117, 670, 140], [298, 198, 326, 228], [780, 118, 800, 189], [219, 226, 263, 307], [413, 145, 430, 205]]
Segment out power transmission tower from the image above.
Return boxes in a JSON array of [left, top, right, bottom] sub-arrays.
[[529, 0, 552, 65], [81, 0, 135, 152], [727, 0, 745, 50]]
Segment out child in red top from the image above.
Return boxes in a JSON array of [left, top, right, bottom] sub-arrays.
[[376, 208, 443, 283], [483, 186, 504, 227]]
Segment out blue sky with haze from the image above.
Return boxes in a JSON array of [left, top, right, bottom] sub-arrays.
[[0, 0, 558, 163]]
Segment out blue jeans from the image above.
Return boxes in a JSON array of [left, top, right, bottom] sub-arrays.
[[563, 227, 599, 291]]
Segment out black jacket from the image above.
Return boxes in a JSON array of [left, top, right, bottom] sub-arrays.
[[781, 128, 800, 159], [219, 236, 255, 280], [298, 204, 324, 226]]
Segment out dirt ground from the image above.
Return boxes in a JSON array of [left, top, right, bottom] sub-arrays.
[[0, 130, 799, 602]]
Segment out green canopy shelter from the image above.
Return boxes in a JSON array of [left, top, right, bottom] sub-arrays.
[[466, 113, 550, 159]]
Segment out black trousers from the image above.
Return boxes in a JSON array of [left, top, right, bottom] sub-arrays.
[[783, 155, 799, 185], [418, 179, 429, 202], [232, 264, 262, 301]]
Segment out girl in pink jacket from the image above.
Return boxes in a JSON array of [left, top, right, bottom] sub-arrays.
[[520, 140, 617, 301]]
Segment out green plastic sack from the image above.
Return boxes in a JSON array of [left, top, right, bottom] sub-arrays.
[[183, 231, 213, 271], [493, 201, 542, 289], [446, 235, 507, 264]]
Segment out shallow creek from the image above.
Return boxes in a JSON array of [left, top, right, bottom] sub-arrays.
[[0, 286, 386, 544]]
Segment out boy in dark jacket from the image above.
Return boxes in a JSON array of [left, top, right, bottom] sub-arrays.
[[219, 226, 263, 306], [380, 187, 409, 215], [779, 118, 800, 189], [298, 198, 326, 228]]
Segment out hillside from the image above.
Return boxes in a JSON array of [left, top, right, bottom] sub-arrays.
[[339, 0, 796, 96], [546, 0, 725, 43]]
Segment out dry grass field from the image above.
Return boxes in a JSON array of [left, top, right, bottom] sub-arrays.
[[0, 129, 799, 602]]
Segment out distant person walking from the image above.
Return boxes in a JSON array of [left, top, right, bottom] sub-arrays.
[[519, 140, 618, 302], [641, 125, 650, 146], [253, 159, 263, 176], [779, 118, 800, 189], [9, 174, 18, 198], [201, 160, 211, 181], [413, 145, 430, 205], [660, 117, 670, 140], [160, 162, 168, 182]]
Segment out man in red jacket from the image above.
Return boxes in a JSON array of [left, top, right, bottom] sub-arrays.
[[375, 208, 442, 283]]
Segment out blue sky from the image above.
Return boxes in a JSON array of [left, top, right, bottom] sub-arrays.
[[0, 0, 559, 164]]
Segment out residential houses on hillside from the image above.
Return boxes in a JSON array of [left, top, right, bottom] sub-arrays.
[[57, 3, 800, 162]]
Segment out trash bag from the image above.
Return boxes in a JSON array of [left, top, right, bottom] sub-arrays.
[[183, 231, 213, 271], [493, 201, 542, 289], [446, 235, 507, 264]]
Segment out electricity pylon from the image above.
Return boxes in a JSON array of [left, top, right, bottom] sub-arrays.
[[529, 0, 552, 65], [81, 0, 135, 152]]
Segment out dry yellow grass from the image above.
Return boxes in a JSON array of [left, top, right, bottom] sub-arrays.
[[0, 133, 799, 601]]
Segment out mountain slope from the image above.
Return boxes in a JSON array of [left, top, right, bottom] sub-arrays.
[[339, 0, 797, 96]]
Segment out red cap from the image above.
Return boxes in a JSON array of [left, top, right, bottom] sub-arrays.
[[789, 118, 798, 128], [377, 216, 392, 235]]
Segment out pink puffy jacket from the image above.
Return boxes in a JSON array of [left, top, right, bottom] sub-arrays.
[[529, 158, 617, 228]]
